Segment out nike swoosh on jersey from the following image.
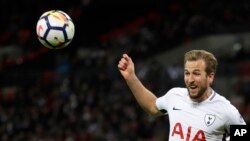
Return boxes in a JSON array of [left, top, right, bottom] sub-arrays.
[[173, 107, 181, 110]]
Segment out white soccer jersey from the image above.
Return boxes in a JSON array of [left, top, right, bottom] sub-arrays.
[[156, 87, 246, 141]]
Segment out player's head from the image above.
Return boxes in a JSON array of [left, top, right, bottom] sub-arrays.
[[184, 50, 218, 101]]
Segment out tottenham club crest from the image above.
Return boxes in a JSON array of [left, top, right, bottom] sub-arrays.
[[204, 114, 216, 126]]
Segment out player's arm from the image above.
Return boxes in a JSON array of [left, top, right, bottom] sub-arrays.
[[118, 54, 162, 116]]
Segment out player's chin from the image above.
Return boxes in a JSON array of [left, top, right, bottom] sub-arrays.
[[188, 88, 198, 97]]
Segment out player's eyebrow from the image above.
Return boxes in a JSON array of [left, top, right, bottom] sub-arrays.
[[184, 69, 201, 72]]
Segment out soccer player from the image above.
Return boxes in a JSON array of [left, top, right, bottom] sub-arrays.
[[117, 49, 246, 141]]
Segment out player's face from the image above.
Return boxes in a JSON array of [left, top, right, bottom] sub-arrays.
[[184, 59, 214, 102]]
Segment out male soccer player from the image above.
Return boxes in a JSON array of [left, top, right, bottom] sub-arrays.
[[118, 49, 246, 141]]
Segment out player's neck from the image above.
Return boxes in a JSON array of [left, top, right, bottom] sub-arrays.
[[193, 87, 212, 103]]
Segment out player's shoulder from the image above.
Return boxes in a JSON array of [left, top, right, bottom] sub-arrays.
[[212, 91, 246, 124], [211, 91, 231, 105], [210, 91, 231, 107], [211, 91, 240, 113]]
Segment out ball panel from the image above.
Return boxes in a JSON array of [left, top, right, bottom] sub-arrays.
[[65, 21, 75, 40], [47, 29, 65, 46], [56, 10, 72, 20], [47, 14, 66, 27], [36, 18, 48, 37]]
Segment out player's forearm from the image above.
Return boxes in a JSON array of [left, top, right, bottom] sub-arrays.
[[125, 74, 160, 116]]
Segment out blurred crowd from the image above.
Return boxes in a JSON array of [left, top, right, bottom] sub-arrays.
[[1, 0, 250, 140]]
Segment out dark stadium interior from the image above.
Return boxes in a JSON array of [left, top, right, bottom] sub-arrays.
[[0, 0, 250, 140]]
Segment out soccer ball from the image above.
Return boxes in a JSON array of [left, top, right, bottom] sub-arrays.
[[36, 10, 75, 49]]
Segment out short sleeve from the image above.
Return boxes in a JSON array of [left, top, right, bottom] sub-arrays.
[[156, 88, 178, 115]]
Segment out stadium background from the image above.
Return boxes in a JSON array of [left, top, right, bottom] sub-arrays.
[[0, 0, 250, 140]]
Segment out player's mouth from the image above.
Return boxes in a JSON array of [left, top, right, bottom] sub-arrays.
[[188, 85, 198, 93]]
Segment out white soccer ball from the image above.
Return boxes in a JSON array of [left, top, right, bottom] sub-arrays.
[[36, 10, 75, 49]]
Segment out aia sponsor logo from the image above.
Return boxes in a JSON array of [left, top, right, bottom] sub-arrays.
[[171, 122, 206, 141]]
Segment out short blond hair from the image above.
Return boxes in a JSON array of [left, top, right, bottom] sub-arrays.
[[184, 50, 218, 74]]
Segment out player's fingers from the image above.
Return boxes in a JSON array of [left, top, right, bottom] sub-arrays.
[[118, 64, 126, 71], [118, 53, 131, 71], [118, 58, 127, 70], [122, 53, 131, 62]]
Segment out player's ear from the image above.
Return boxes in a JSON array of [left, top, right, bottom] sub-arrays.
[[207, 72, 215, 85]]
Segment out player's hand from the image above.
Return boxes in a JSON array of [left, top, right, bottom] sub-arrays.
[[118, 53, 135, 80]]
